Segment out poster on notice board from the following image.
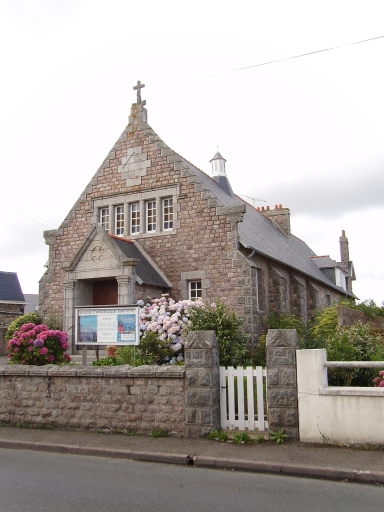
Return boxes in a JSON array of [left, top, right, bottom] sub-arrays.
[[75, 306, 139, 346]]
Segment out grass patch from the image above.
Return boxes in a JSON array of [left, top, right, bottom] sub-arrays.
[[206, 430, 229, 442], [151, 429, 169, 438]]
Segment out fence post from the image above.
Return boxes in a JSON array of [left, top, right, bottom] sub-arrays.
[[184, 330, 221, 437], [266, 329, 299, 439]]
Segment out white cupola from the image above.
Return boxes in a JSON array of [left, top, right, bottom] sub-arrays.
[[210, 151, 227, 177]]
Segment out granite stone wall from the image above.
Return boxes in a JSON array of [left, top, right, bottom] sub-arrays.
[[337, 305, 384, 330], [0, 365, 186, 435], [0, 304, 24, 329], [266, 329, 299, 439], [0, 330, 220, 438]]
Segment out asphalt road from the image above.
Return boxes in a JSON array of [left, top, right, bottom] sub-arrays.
[[0, 448, 383, 511]]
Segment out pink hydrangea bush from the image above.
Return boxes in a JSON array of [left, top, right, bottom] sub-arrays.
[[138, 295, 204, 364], [6, 323, 71, 366], [373, 371, 384, 387]]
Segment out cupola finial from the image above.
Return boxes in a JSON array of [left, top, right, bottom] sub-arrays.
[[209, 149, 227, 177]]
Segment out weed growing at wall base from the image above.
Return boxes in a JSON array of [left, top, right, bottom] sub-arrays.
[[270, 429, 289, 443]]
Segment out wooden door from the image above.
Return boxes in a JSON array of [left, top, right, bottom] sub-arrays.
[[93, 280, 118, 305]]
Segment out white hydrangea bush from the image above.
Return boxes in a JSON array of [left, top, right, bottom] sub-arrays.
[[138, 294, 204, 364]]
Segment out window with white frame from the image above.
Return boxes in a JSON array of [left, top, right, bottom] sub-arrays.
[[163, 198, 173, 230], [130, 203, 140, 234], [115, 206, 124, 236], [100, 208, 109, 232], [189, 281, 202, 300], [146, 201, 156, 232]]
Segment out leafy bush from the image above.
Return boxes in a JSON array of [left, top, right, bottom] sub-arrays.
[[92, 356, 124, 366], [249, 336, 266, 367], [6, 313, 40, 342], [326, 322, 384, 386], [6, 323, 71, 365], [265, 311, 307, 343], [310, 306, 338, 347], [44, 313, 63, 330], [186, 300, 249, 367]]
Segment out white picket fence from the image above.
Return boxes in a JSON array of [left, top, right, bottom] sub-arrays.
[[219, 366, 268, 432]]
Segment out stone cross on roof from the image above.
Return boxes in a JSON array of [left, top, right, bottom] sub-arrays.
[[133, 80, 146, 106]]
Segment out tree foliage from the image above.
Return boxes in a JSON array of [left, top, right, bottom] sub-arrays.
[[326, 323, 384, 386], [186, 300, 249, 367], [5, 313, 40, 342]]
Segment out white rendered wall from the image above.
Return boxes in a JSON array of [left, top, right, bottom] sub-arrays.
[[297, 349, 384, 444]]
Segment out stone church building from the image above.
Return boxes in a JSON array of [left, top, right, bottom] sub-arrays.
[[39, 82, 355, 351]]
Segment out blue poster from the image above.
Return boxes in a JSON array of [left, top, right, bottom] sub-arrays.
[[79, 315, 98, 342], [117, 314, 136, 342]]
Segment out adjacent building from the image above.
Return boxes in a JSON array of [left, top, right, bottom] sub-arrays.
[[0, 271, 25, 328]]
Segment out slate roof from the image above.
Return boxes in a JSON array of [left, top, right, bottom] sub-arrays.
[[110, 237, 170, 289], [310, 256, 339, 269], [0, 272, 25, 302], [179, 157, 353, 296]]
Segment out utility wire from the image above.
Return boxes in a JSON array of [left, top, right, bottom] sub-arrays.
[[3, 200, 62, 225], [148, 34, 384, 88], [236, 34, 384, 72], [6, 207, 58, 230]]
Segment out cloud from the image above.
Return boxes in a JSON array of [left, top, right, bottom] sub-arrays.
[[255, 160, 384, 218]]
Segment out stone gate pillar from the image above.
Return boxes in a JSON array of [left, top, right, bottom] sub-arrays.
[[266, 329, 299, 439], [63, 280, 75, 352], [184, 330, 220, 437]]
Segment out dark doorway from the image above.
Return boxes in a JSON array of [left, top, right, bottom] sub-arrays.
[[93, 280, 118, 305]]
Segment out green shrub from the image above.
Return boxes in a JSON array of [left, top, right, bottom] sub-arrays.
[[105, 332, 175, 367], [310, 306, 338, 346], [186, 300, 249, 367], [92, 356, 124, 366], [138, 331, 174, 365], [44, 313, 63, 330], [326, 322, 384, 386], [249, 336, 266, 367], [6, 312, 40, 341]]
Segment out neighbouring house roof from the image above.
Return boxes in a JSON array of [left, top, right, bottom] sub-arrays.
[[310, 256, 339, 269], [0, 271, 25, 302], [109, 235, 171, 289]]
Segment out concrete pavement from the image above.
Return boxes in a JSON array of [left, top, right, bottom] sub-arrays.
[[0, 425, 383, 485], [1, 356, 383, 485]]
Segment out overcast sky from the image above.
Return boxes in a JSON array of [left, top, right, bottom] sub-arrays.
[[1, 1, 383, 305]]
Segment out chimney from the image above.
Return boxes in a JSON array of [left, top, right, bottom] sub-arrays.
[[261, 205, 291, 237], [339, 230, 349, 264]]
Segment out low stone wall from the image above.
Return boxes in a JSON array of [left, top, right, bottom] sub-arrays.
[[338, 305, 384, 329], [0, 365, 185, 434], [0, 330, 221, 437]]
